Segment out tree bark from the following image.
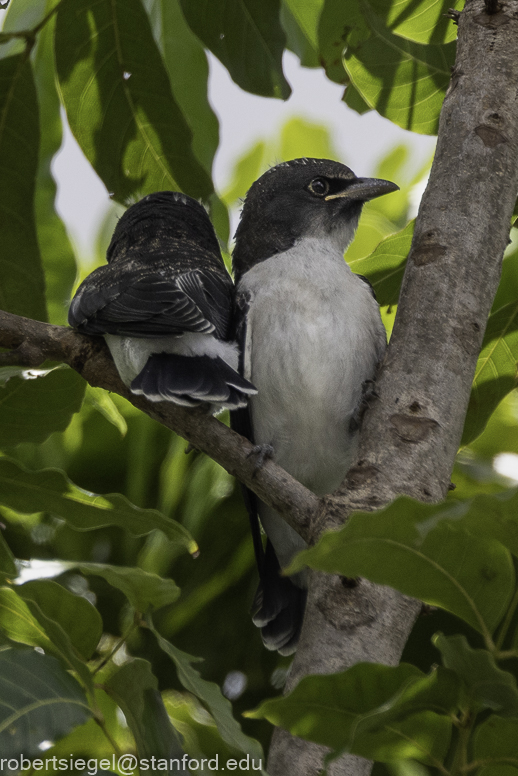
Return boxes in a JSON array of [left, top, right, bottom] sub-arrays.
[[268, 1, 518, 773]]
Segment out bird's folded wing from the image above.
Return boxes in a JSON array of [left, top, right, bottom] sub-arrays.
[[69, 266, 232, 339]]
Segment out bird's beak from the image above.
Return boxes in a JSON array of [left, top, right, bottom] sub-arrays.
[[325, 178, 399, 202]]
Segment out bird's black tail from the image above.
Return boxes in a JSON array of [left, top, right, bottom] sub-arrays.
[[130, 353, 256, 409], [251, 540, 307, 656]]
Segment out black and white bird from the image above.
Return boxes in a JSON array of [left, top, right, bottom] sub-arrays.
[[69, 191, 256, 410], [232, 158, 398, 654]]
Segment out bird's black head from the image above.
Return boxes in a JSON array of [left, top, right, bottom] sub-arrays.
[[107, 191, 221, 266], [232, 158, 398, 279]]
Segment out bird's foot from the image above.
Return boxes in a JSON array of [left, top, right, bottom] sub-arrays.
[[247, 443, 274, 474], [349, 379, 379, 431]]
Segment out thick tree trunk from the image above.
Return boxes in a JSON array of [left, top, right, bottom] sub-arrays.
[[267, 1, 518, 773]]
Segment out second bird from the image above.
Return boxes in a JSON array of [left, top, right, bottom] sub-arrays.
[[232, 158, 399, 654], [69, 191, 255, 411]]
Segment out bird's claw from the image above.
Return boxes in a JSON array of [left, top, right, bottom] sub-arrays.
[[247, 443, 274, 474], [349, 379, 379, 431]]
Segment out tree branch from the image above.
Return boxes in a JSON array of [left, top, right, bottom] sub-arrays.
[[268, 0, 518, 773], [0, 310, 319, 542]]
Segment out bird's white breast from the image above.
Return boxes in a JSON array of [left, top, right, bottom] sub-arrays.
[[239, 236, 386, 496]]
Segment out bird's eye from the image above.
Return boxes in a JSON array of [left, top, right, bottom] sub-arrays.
[[307, 177, 330, 197]]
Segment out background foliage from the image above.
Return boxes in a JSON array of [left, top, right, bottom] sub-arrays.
[[1, 0, 518, 774]]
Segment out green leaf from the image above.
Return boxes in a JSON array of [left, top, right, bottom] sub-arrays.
[[411, 488, 518, 566], [462, 246, 518, 445], [54, 0, 212, 204], [289, 496, 514, 640], [321, 0, 455, 134], [248, 663, 456, 764], [0, 366, 85, 450], [33, 14, 78, 326], [0, 457, 197, 554], [179, 0, 290, 99], [343, 82, 373, 115], [105, 658, 185, 764], [0, 587, 92, 687], [281, 0, 324, 68], [349, 220, 413, 306], [473, 716, 518, 773], [435, 633, 518, 714], [368, 0, 463, 44], [84, 385, 128, 437], [16, 580, 102, 662], [0, 649, 90, 758], [144, 0, 219, 175], [74, 562, 180, 613], [0, 532, 17, 579], [318, 0, 355, 85], [150, 619, 263, 760], [0, 55, 47, 321]]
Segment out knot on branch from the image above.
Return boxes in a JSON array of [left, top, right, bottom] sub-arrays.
[[475, 124, 508, 147], [390, 413, 440, 443], [410, 231, 447, 266]]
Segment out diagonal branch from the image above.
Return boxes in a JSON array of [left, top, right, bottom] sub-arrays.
[[0, 309, 318, 542]]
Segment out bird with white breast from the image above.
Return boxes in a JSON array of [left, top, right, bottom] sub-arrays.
[[231, 158, 399, 655]]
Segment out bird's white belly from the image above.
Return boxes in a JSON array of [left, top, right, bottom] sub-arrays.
[[242, 240, 386, 496]]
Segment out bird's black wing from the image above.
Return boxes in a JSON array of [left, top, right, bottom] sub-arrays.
[[69, 262, 233, 340]]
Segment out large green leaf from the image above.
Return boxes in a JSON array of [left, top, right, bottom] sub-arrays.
[[0, 649, 90, 758], [0, 457, 197, 553], [0, 366, 85, 450], [54, 0, 212, 204], [281, 0, 324, 68], [349, 219, 412, 306], [3, 0, 77, 325], [462, 246, 518, 445], [144, 0, 219, 175], [473, 717, 518, 774], [16, 579, 102, 662], [179, 0, 290, 99], [0, 587, 92, 687], [0, 55, 46, 321], [319, 0, 455, 134], [105, 659, 185, 768], [368, 0, 463, 45], [74, 562, 180, 613], [435, 633, 518, 714], [473, 714, 518, 776], [345, 2, 455, 135], [33, 14, 77, 325], [289, 497, 514, 640], [150, 620, 263, 760], [248, 663, 458, 764]]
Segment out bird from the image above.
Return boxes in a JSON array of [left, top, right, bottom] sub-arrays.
[[231, 158, 399, 654], [69, 191, 256, 411]]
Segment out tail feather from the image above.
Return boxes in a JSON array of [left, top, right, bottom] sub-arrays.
[[130, 353, 256, 409], [251, 540, 307, 656]]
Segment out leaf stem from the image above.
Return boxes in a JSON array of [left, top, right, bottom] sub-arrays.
[[0, 0, 67, 55], [93, 712, 123, 758], [92, 617, 139, 676], [450, 711, 476, 775]]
